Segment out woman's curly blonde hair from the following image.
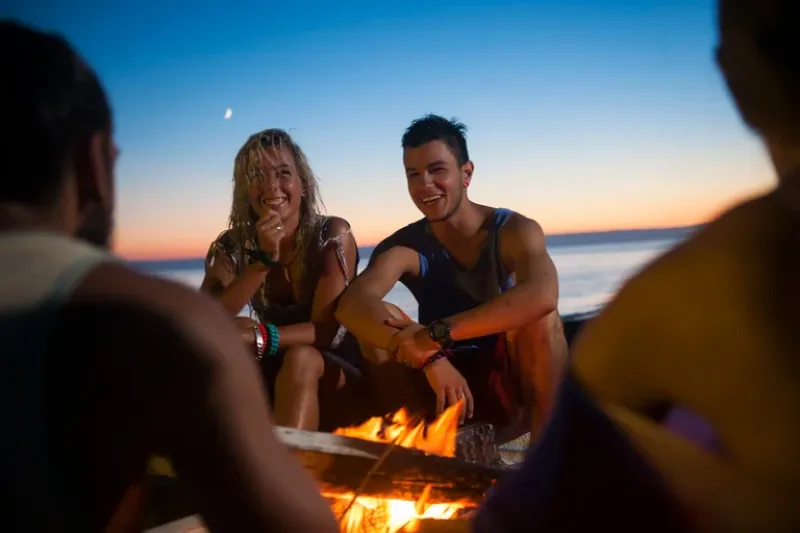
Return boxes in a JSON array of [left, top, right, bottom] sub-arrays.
[[229, 129, 325, 310]]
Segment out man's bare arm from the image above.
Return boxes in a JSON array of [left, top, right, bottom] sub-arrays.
[[79, 265, 340, 533], [335, 245, 419, 356], [447, 215, 558, 341]]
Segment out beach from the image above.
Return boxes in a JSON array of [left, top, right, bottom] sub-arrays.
[[132, 229, 690, 320]]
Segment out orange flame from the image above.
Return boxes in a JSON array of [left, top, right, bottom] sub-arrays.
[[330, 402, 466, 532], [334, 401, 463, 457]]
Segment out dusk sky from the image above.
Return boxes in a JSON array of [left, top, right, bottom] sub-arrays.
[[12, 0, 775, 259]]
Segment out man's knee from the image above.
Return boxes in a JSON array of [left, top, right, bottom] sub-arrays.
[[382, 301, 411, 321], [353, 301, 412, 365], [513, 311, 568, 372], [278, 345, 325, 386], [515, 312, 565, 350]]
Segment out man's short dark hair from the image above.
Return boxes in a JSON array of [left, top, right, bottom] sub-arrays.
[[401, 114, 470, 166], [718, 0, 800, 139], [0, 20, 111, 206]]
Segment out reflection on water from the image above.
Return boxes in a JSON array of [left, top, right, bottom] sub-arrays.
[[156, 238, 676, 320]]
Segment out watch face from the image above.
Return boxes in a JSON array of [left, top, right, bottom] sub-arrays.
[[431, 322, 448, 340]]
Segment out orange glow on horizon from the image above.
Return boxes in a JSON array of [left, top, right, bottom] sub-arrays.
[[115, 175, 774, 261], [117, 213, 713, 261]]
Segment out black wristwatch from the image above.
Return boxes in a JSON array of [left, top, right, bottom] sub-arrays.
[[427, 319, 453, 349]]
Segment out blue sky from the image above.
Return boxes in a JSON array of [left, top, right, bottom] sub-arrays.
[[10, 0, 773, 258]]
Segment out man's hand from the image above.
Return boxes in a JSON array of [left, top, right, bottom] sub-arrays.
[[385, 317, 438, 368], [423, 359, 474, 422]]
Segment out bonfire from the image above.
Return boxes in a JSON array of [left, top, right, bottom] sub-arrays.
[[326, 402, 468, 533]]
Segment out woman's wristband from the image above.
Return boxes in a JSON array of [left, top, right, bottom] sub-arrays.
[[265, 323, 280, 358], [253, 323, 267, 361], [246, 249, 280, 269]]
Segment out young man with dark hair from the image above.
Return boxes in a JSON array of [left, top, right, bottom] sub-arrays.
[[336, 114, 567, 442], [472, 0, 800, 530], [0, 20, 339, 533]]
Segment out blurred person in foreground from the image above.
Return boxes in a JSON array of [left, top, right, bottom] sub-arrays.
[[336, 114, 568, 443], [0, 20, 339, 533], [472, 0, 800, 531], [201, 129, 365, 431]]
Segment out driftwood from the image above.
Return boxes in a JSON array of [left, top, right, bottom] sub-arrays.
[[277, 427, 505, 503]]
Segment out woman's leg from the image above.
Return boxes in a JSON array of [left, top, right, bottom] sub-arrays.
[[274, 344, 344, 430]]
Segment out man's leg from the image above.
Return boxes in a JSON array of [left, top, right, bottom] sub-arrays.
[[510, 310, 569, 441], [356, 302, 435, 419]]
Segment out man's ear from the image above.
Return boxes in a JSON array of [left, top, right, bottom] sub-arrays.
[[74, 131, 114, 210], [462, 161, 475, 188]]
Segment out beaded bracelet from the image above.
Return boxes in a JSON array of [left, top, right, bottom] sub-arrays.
[[253, 323, 267, 361], [265, 322, 280, 358], [421, 351, 447, 371]]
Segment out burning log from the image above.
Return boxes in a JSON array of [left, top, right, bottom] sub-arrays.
[[277, 427, 505, 504], [401, 519, 471, 532], [147, 403, 508, 532]]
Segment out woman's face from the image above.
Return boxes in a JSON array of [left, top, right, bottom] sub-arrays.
[[248, 144, 303, 221]]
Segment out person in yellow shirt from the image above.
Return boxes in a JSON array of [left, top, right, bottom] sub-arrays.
[[473, 0, 800, 531]]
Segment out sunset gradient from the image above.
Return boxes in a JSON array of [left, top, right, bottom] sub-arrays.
[[10, 0, 776, 260]]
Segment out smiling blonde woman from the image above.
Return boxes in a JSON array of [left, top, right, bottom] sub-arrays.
[[201, 128, 367, 431]]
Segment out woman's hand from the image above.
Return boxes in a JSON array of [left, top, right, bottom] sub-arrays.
[[256, 210, 285, 260]]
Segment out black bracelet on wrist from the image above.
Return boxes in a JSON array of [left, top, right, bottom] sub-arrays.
[[246, 249, 280, 268], [421, 351, 448, 371]]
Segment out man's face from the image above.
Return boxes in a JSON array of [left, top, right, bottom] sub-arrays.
[[76, 132, 117, 249], [403, 140, 472, 222]]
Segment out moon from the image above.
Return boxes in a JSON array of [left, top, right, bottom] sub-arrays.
[[224, 108, 232, 120]]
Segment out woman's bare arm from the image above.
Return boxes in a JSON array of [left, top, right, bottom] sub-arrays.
[[232, 218, 358, 350], [200, 241, 269, 317], [308, 217, 359, 348]]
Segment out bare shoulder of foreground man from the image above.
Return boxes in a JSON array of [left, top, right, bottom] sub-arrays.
[[0, 20, 338, 533]]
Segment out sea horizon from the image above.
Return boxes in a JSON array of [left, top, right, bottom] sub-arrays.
[[129, 224, 700, 271]]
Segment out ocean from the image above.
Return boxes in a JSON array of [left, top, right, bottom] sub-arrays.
[[133, 227, 696, 320]]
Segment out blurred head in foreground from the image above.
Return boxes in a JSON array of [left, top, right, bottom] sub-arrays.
[[0, 20, 116, 248], [717, 0, 800, 175]]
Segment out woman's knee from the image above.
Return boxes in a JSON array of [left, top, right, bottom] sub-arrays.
[[278, 345, 325, 385]]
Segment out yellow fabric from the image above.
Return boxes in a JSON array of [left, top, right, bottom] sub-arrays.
[[147, 456, 176, 478]]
